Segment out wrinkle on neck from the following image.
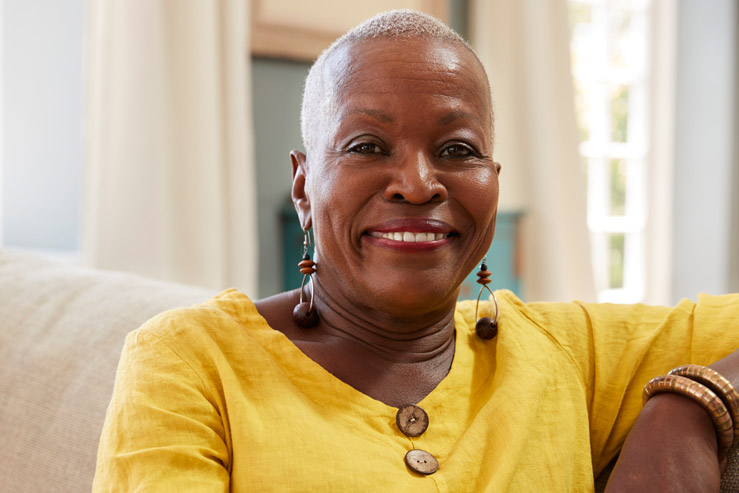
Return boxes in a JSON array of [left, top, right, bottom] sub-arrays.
[[304, 275, 457, 365]]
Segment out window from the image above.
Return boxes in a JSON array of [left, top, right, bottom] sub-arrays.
[[569, 0, 652, 302]]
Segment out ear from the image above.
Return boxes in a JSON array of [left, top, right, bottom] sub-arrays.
[[291, 150, 312, 230]]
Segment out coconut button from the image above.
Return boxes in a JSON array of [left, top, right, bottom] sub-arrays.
[[396, 404, 429, 437], [404, 449, 439, 475]]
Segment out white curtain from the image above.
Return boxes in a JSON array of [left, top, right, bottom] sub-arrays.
[[84, 0, 257, 294], [470, 0, 596, 302]]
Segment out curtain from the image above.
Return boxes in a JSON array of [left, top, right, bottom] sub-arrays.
[[84, 0, 257, 294], [470, 0, 596, 302]]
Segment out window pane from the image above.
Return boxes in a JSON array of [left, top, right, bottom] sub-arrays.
[[569, 0, 650, 303], [570, 3, 595, 75], [609, 159, 627, 215], [609, 233, 625, 289], [610, 85, 629, 142], [608, 8, 632, 68], [573, 82, 591, 142], [569, 2, 592, 28]]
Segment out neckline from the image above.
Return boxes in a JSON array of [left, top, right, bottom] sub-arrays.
[[238, 290, 468, 415]]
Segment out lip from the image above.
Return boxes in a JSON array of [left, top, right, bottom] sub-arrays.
[[362, 218, 457, 252]]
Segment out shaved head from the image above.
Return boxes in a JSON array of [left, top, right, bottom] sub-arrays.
[[300, 9, 493, 155]]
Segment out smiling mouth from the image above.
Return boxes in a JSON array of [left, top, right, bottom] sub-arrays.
[[363, 219, 458, 249], [365, 231, 458, 243], [370, 231, 448, 242]]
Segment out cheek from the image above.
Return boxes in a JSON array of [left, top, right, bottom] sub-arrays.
[[456, 170, 499, 255], [459, 170, 500, 222], [309, 180, 341, 243], [308, 169, 368, 254]]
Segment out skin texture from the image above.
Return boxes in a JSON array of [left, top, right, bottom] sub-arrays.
[[255, 37, 499, 407]]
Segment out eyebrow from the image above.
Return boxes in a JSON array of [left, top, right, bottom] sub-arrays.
[[344, 107, 484, 127], [345, 107, 394, 122], [437, 110, 484, 127]]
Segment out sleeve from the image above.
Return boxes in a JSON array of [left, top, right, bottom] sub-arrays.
[[93, 327, 230, 492], [530, 293, 739, 473]]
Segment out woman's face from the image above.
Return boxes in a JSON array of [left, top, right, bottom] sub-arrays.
[[292, 37, 499, 318]]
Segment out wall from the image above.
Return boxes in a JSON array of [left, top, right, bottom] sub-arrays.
[[1, 0, 85, 252], [251, 57, 309, 297], [671, 0, 738, 302], [731, 3, 739, 293]]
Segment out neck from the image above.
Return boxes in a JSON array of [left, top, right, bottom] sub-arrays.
[[307, 276, 458, 365]]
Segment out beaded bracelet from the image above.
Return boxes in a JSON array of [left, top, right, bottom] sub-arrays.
[[643, 374, 734, 459], [668, 364, 739, 442]]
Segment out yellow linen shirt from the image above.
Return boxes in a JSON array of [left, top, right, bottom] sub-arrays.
[[94, 289, 739, 492]]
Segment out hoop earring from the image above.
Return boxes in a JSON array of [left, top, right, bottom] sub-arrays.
[[292, 230, 319, 328], [474, 257, 498, 340]]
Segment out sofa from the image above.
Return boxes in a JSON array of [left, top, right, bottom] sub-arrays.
[[0, 249, 214, 491], [0, 248, 736, 491]]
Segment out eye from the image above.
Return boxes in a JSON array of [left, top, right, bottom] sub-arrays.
[[348, 142, 385, 155], [440, 143, 478, 158]]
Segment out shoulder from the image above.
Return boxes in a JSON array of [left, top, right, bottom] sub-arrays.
[[129, 288, 264, 358], [454, 290, 589, 332], [481, 290, 683, 337]]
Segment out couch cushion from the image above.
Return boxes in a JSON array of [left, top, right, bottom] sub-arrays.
[[0, 249, 214, 492]]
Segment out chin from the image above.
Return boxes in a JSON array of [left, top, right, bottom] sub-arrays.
[[361, 278, 460, 317]]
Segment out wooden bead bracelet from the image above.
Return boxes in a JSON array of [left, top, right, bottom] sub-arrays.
[[643, 374, 734, 459], [668, 364, 739, 442]]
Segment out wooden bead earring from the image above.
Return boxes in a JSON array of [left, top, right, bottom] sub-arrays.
[[292, 230, 319, 328], [474, 257, 499, 340]]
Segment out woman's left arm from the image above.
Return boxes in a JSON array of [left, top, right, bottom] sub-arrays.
[[605, 349, 739, 492]]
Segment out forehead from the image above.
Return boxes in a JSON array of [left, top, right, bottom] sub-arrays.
[[324, 37, 491, 119]]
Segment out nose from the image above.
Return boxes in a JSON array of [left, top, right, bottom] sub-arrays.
[[383, 151, 448, 204]]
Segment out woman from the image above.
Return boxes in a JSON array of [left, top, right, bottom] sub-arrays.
[[94, 10, 739, 492]]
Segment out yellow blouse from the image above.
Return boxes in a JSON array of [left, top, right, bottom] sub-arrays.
[[93, 289, 739, 492]]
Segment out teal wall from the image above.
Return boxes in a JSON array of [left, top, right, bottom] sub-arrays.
[[252, 57, 310, 297]]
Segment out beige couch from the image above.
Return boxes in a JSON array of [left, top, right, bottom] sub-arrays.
[[0, 248, 736, 491], [0, 249, 213, 492]]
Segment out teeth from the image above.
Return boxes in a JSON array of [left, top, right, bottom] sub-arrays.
[[380, 232, 447, 242]]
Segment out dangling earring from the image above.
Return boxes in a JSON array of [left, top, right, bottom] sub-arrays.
[[474, 257, 498, 340], [292, 229, 319, 328]]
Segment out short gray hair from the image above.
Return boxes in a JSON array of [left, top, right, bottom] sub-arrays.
[[300, 9, 492, 154]]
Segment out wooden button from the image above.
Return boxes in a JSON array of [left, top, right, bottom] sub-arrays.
[[396, 404, 429, 437], [405, 449, 439, 475]]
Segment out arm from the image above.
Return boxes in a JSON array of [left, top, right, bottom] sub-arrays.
[[93, 328, 230, 492], [605, 349, 739, 492]]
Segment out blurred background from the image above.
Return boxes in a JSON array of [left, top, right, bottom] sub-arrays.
[[1, 0, 737, 305]]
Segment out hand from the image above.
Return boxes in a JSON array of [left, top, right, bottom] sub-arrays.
[[605, 392, 722, 493]]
